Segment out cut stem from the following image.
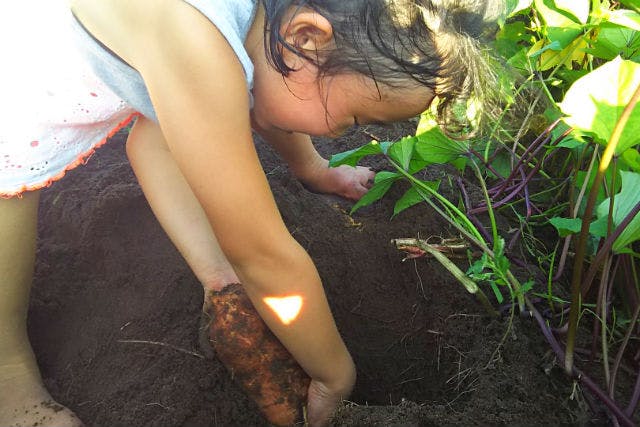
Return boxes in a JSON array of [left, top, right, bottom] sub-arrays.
[[392, 238, 498, 317]]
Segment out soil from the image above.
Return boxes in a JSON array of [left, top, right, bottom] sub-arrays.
[[29, 122, 592, 426]]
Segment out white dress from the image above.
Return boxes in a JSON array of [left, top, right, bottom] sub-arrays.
[[0, 1, 137, 198], [0, 0, 257, 198]]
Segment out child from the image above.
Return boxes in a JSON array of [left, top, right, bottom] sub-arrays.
[[0, 0, 503, 425]]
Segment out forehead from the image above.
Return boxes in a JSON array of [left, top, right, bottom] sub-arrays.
[[334, 74, 434, 123]]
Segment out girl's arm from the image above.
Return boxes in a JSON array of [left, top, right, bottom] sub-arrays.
[[125, 116, 238, 288], [106, 0, 355, 410], [252, 124, 375, 201]]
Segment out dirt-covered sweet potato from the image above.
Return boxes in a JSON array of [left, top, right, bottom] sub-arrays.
[[201, 283, 310, 426]]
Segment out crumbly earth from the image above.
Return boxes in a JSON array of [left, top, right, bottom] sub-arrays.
[[28, 123, 592, 426]]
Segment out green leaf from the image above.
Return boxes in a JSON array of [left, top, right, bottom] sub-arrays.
[[414, 129, 469, 164], [555, 0, 590, 24], [520, 279, 535, 294], [529, 40, 563, 57], [535, 0, 587, 26], [589, 215, 609, 238], [507, 48, 532, 70], [506, 0, 533, 16], [559, 57, 640, 151], [608, 9, 640, 32], [549, 217, 583, 236], [574, 166, 621, 211], [467, 254, 489, 276], [329, 141, 384, 167], [487, 151, 513, 179], [585, 22, 640, 61], [388, 136, 416, 171], [408, 158, 429, 174], [490, 282, 505, 304], [619, 0, 640, 13], [495, 21, 533, 59], [621, 148, 640, 172], [595, 171, 640, 252], [556, 136, 584, 149], [555, 68, 590, 88], [393, 186, 426, 217], [545, 27, 583, 50], [350, 171, 399, 214], [493, 238, 511, 275], [416, 110, 439, 135]]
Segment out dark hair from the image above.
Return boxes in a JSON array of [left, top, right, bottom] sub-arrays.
[[260, 0, 505, 135]]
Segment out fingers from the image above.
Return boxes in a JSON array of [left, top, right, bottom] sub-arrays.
[[306, 379, 346, 427], [295, 162, 376, 201], [344, 182, 371, 201], [356, 166, 376, 186], [339, 166, 374, 201]]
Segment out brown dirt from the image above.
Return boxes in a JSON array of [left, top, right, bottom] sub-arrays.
[[29, 123, 592, 426]]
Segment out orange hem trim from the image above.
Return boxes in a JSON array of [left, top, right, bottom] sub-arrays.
[[0, 113, 140, 199]]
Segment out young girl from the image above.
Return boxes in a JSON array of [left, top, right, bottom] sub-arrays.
[[0, 0, 503, 425]]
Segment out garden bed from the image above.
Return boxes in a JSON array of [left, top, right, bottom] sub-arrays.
[[29, 124, 589, 426]]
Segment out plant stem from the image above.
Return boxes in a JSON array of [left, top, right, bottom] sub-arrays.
[[525, 298, 636, 427], [491, 120, 560, 198], [391, 238, 499, 317], [470, 160, 499, 247], [581, 200, 640, 297], [609, 297, 640, 398], [565, 83, 640, 374], [388, 158, 525, 310], [386, 157, 485, 244], [598, 256, 613, 386]]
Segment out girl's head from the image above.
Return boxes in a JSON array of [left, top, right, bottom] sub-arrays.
[[259, 0, 505, 136]]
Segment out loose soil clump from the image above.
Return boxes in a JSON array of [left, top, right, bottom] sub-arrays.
[[29, 124, 589, 426]]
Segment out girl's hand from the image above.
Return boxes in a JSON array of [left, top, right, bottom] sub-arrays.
[[306, 374, 355, 426], [295, 158, 375, 201]]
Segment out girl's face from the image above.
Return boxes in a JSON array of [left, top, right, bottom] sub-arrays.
[[247, 5, 433, 137], [251, 61, 434, 138]]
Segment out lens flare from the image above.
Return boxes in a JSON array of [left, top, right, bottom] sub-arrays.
[[263, 296, 303, 325]]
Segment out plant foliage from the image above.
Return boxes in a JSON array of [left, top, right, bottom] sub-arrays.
[[331, 0, 640, 424]]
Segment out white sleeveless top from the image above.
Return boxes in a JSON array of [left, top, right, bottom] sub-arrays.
[[75, 0, 258, 121], [0, 0, 258, 197]]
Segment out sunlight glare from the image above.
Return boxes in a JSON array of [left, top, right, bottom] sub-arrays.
[[263, 296, 303, 325]]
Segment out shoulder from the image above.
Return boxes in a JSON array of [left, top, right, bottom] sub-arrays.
[[69, 0, 247, 78]]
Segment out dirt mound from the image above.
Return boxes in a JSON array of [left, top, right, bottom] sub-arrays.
[[29, 124, 589, 426]]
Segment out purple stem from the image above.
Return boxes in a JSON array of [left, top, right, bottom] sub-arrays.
[[626, 369, 640, 417], [456, 177, 472, 212], [610, 292, 640, 399], [470, 161, 544, 214], [507, 227, 521, 253], [622, 255, 640, 312], [491, 119, 561, 198], [469, 149, 505, 180], [581, 200, 640, 297], [553, 236, 572, 281], [526, 300, 636, 427], [521, 168, 532, 219], [456, 177, 493, 244]]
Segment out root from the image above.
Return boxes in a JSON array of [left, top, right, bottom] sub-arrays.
[[117, 339, 204, 359]]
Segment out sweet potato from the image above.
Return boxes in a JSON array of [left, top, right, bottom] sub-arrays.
[[201, 283, 310, 426]]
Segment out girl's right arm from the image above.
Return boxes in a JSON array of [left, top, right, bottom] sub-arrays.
[[70, 0, 355, 422]]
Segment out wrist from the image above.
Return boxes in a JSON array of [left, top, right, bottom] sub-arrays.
[[319, 352, 356, 396], [289, 152, 328, 183]]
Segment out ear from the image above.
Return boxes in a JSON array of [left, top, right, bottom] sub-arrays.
[[281, 8, 334, 53]]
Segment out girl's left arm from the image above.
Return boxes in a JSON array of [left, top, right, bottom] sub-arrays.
[[252, 124, 374, 201]]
